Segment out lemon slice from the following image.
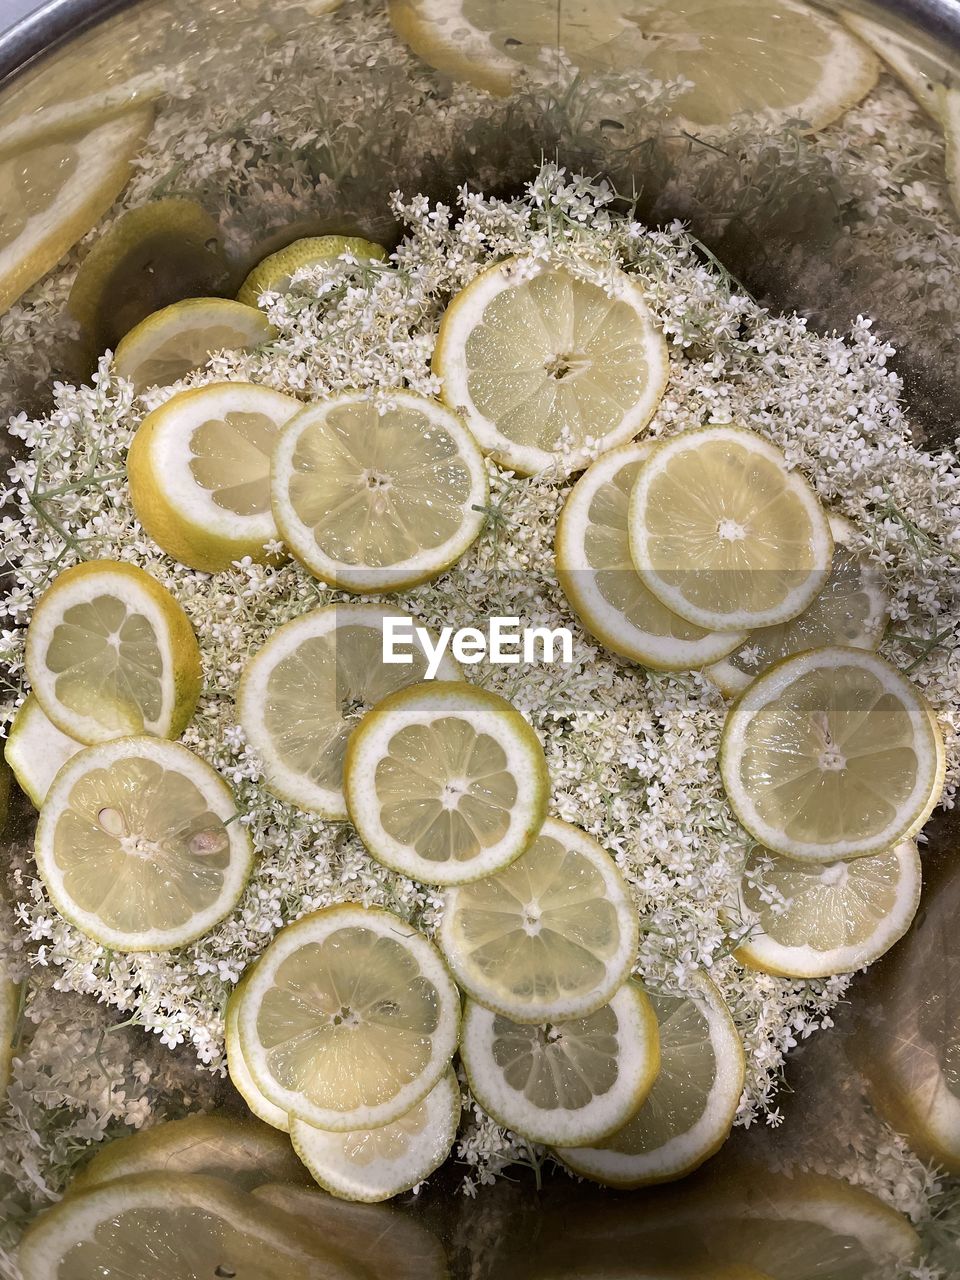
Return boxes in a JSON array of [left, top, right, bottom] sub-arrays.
[[843, 13, 946, 121], [128, 381, 302, 573], [114, 297, 276, 394], [70, 1113, 308, 1195], [35, 736, 253, 951], [237, 904, 460, 1131], [237, 603, 461, 820], [719, 647, 944, 862], [557, 973, 744, 1186], [25, 560, 202, 745], [555, 441, 747, 669], [433, 257, 668, 477], [460, 982, 659, 1146], [438, 816, 638, 1022], [390, 0, 877, 130], [0, 106, 152, 316], [940, 86, 960, 219], [4, 694, 82, 807], [225, 976, 290, 1133], [290, 1068, 460, 1202], [734, 839, 921, 979], [0, 962, 20, 1095], [344, 681, 550, 886], [628, 426, 833, 632], [271, 391, 488, 592], [237, 235, 387, 306], [705, 516, 887, 697]]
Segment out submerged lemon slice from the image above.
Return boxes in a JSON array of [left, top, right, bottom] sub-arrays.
[[34, 736, 254, 951], [843, 12, 946, 121], [226, 976, 290, 1133], [271, 391, 488, 592], [237, 603, 462, 820], [556, 441, 747, 669], [128, 381, 302, 572], [0, 961, 20, 1096], [719, 647, 944, 862], [628, 425, 833, 632], [237, 905, 460, 1131], [237, 234, 387, 306], [4, 694, 82, 807], [290, 1068, 460, 1202], [557, 973, 744, 1186], [438, 816, 638, 1022], [25, 560, 202, 745], [344, 681, 550, 886], [433, 257, 668, 476]]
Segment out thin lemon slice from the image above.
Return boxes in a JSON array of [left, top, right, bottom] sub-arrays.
[[344, 681, 550, 886], [734, 839, 921, 979], [438, 816, 638, 1022], [237, 235, 387, 306], [390, 0, 877, 130], [4, 694, 82, 807], [237, 905, 460, 1131], [226, 976, 290, 1133], [114, 297, 276, 394], [843, 13, 946, 121], [940, 86, 960, 219], [556, 441, 747, 669], [35, 736, 253, 951], [719, 647, 944, 862], [557, 973, 744, 1186], [290, 1068, 460, 1202], [460, 982, 659, 1146], [0, 961, 20, 1095], [237, 603, 462, 820], [128, 381, 302, 572], [433, 256, 668, 477], [25, 560, 201, 745], [271, 391, 488, 592], [705, 516, 887, 697], [628, 426, 833, 632], [71, 1113, 308, 1195]]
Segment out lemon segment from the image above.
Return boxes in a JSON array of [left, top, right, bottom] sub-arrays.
[[271, 391, 488, 592], [557, 973, 744, 1186], [628, 425, 833, 632], [25, 560, 202, 745], [114, 297, 276, 394], [344, 681, 550, 886], [734, 839, 921, 979], [433, 257, 668, 476], [226, 976, 290, 1132], [237, 905, 460, 1131], [238, 235, 387, 306], [705, 515, 887, 697], [843, 13, 947, 121], [438, 817, 638, 1022], [290, 1068, 460, 1202], [34, 736, 253, 951], [4, 694, 83, 807], [0, 962, 20, 1096], [556, 441, 747, 669], [128, 381, 302, 572], [460, 982, 660, 1147], [719, 646, 944, 862], [237, 603, 462, 820]]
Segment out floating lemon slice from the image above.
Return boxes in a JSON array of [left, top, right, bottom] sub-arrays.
[[705, 516, 887, 697], [237, 603, 461, 820], [344, 681, 550, 886], [557, 973, 743, 1186], [555, 441, 747, 669], [128, 381, 302, 572], [940, 86, 960, 219], [4, 694, 82, 807], [271, 391, 488, 592], [25, 560, 202, 745], [290, 1068, 460, 1202], [0, 962, 20, 1095], [35, 736, 253, 951], [719, 647, 944, 862], [628, 425, 833, 632], [734, 839, 921, 979], [433, 257, 668, 476], [460, 982, 659, 1147], [226, 976, 290, 1133], [843, 13, 946, 121], [237, 234, 387, 306], [114, 297, 276, 393], [237, 905, 460, 1131], [390, 0, 877, 130], [438, 817, 638, 1022]]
